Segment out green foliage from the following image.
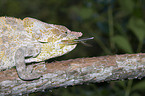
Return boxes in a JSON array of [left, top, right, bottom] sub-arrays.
[[132, 80, 145, 91], [128, 17, 145, 43], [112, 35, 133, 53], [118, 0, 135, 14], [0, 0, 145, 96], [70, 6, 94, 20]]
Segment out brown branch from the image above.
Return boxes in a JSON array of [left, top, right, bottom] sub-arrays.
[[1, 53, 145, 95]]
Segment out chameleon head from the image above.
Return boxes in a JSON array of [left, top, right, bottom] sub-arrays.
[[36, 24, 83, 61], [23, 17, 83, 62]]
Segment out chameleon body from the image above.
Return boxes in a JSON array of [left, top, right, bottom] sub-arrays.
[[0, 17, 82, 80]]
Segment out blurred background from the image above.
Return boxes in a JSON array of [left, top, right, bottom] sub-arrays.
[[1, 0, 145, 96]]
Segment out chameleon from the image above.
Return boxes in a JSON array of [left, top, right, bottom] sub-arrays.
[[0, 16, 83, 80]]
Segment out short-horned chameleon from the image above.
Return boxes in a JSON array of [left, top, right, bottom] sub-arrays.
[[0, 16, 89, 80]]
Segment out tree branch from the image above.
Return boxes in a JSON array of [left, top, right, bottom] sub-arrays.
[[1, 53, 145, 95]]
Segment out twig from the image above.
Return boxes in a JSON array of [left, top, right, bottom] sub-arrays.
[[1, 53, 145, 95]]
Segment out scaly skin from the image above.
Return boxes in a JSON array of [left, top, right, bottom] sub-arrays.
[[0, 17, 82, 80]]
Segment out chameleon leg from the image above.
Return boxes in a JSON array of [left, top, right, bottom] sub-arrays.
[[15, 46, 42, 80]]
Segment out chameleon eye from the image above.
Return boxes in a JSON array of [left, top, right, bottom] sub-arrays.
[[65, 31, 68, 34]]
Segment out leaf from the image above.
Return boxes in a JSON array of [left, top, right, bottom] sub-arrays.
[[112, 35, 133, 53], [118, 0, 135, 14], [128, 17, 145, 42], [70, 6, 93, 20], [131, 93, 140, 96], [132, 80, 145, 91], [78, 7, 93, 20]]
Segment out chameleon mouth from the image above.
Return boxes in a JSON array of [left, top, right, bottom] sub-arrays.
[[61, 37, 94, 45]]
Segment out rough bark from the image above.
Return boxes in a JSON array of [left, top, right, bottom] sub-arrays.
[[1, 53, 145, 95]]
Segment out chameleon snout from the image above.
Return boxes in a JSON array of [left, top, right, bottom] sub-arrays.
[[71, 31, 83, 38]]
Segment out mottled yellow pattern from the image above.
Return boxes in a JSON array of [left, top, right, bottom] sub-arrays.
[[0, 16, 82, 70]]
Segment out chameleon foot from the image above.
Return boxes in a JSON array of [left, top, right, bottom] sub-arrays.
[[15, 47, 42, 80]]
